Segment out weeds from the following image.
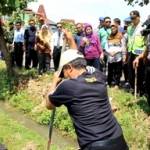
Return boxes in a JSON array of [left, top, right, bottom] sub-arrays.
[[0, 60, 150, 150]]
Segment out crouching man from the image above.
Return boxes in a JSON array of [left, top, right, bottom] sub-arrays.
[[46, 49, 128, 150]]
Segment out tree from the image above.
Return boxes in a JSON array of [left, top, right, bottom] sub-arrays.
[[0, 0, 35, 76], [124, 0, 149, 6]]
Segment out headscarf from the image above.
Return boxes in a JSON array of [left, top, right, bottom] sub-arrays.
[[38, 24, 52, 44], [84, 24, 97, 44], [84, 24, 93, 37]]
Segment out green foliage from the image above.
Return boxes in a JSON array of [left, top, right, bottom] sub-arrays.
[[36, 109, 51, 125], [54, 107, 75, 136], [9, 91, 34, 113], [124, 0, 149, 6], [0, 61, 12, 100], [0, 0, 36, 15], [62, 22, 76, 34], [109, 88, 150, 149], [1, 60, 150, 149]]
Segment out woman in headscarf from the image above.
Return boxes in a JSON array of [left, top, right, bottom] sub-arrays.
[[36, 24, 52, 75], [79, 24, 103, 70]]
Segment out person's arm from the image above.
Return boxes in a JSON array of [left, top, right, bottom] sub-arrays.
[[63, 29, 77, 49], [46, 72, 62, 110], [133, 52, 144, 68], [122, 34, 128, 63], [97, 35, 104, 59]]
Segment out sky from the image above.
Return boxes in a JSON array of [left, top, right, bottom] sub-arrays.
[[28, 0, 150, 28]]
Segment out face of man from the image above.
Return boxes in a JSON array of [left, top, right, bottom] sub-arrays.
[[15, 23, 21, 30], [130, 12, 140, 26], [29, 20, 35, 27], [57, 24, 62, 32], [104, 19, 111, 28], [63, 66, 72, 79], [76, 24, 83, 33]]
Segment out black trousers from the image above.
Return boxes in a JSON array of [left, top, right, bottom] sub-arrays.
[[25, 47, 38, 69], [38, 53, 51, 74], [14, 42, 24, 68], [123, 63, 129, 83], [82, 135, 128, 150], [128, 52, 145, 94], [53, 46, 62, 71], [107, 61, 122, 86], [86, 58, 100, 70], [145, 62, 150, 105]]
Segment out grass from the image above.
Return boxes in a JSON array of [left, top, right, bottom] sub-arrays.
[[0, 60, 150, 150], [0, 110, 57, 150], [109, 88, 150, 150]]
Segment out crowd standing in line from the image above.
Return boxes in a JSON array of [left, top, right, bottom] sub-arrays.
[[1, 9, 150, 150], [1, 10, 150, 106]]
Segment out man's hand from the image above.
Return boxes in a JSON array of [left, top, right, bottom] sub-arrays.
[[133, 57, 139, 68], [51, 72, 62, 88], [62, 29, 77, 49]]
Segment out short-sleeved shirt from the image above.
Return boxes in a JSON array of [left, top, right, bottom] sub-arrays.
[[49, 71, 122, 148], [98, 27, 111, 50]]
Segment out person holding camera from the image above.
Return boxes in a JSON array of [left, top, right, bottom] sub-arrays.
[[133, 17, 150, 106]]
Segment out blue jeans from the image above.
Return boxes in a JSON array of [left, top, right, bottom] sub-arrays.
[[86, 58, 100, 70]]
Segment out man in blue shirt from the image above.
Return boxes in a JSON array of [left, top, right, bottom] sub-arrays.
[[74, 23, 84, 49], [13, 21, 25, 68]]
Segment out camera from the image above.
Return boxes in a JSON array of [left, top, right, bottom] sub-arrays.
[[141, 18, 150, 36]]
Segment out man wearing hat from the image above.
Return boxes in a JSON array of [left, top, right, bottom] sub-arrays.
[[98, 17, 104, 29], [46, 47, 128, 149], [124, 10, 146, 95]]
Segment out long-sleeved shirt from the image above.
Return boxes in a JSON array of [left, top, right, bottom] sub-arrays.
[[13, 28, 24, 43], [98, 27, 111, 50], [51, 31, 64, 50], [80, 33, 102, 60]]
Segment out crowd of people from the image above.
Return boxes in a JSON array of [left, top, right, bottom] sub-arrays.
[[1, 9, 150, 150], [1, 10, 150, 105], [46, 10, 150, 150]]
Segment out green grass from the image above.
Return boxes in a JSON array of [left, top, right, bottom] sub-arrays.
[[109, 88, 150, 150], [0, 110, 57, 150], [1, 60, 150, 150]]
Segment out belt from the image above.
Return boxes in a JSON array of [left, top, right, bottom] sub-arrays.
[[14, 42, 23, 44], [83, 135, 128, 150]]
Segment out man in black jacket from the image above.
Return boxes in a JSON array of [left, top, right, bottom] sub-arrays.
[[24, 19, 38, 69]]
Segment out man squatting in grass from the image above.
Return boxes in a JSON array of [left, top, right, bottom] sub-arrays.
[[46, 30, 128, 150]]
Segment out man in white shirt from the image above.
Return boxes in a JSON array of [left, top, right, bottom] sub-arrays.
[[52, 22, 64, 71], [13, 21, 25, 68]]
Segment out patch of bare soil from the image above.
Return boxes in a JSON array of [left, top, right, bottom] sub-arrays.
[[26, 74, 53, 113]]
